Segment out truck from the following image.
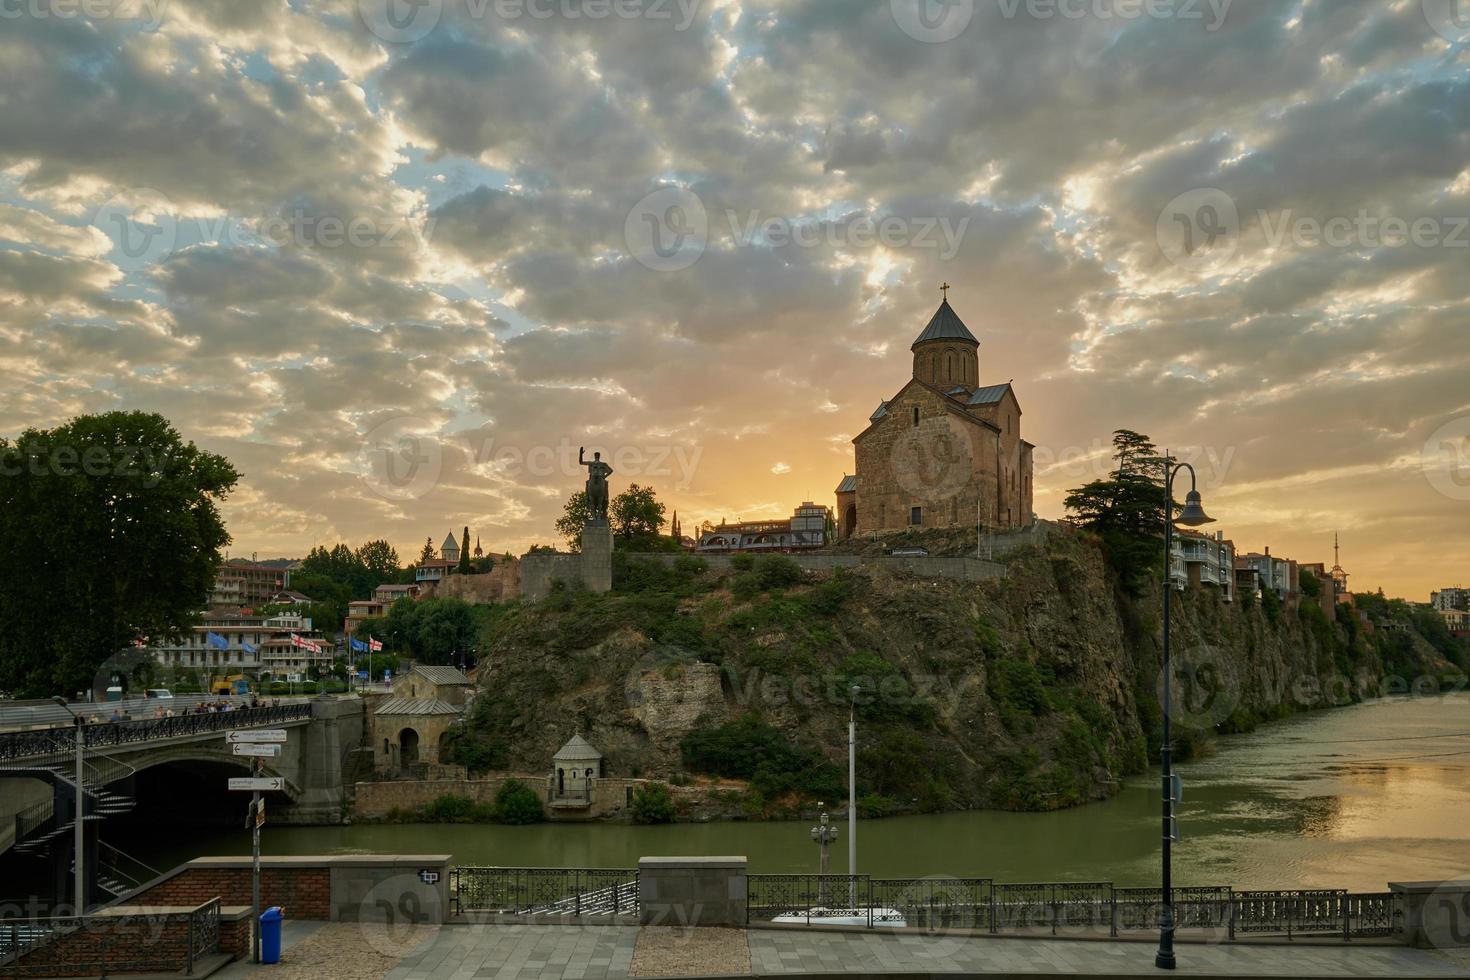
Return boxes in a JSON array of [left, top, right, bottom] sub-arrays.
[[211, 675, 251, 696]]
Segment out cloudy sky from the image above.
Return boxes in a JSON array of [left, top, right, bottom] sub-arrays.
[[1, 0, 1467, 598]]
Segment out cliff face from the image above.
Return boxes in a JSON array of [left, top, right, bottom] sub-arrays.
[[451, 528, 1455, 816]]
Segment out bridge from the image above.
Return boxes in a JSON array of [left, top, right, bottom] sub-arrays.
[[0, 698, 364, 908]]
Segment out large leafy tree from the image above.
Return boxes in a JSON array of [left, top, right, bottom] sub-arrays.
[[0, 412, 239, 696], [555, 486, 675, 552], [356, 539, 400, 582], [1063, 429, 1172, 596], [383, 596, 478, 664]]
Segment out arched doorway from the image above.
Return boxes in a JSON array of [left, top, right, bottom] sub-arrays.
[[399, 728, 420, 765], [842, 505, 857, 539]]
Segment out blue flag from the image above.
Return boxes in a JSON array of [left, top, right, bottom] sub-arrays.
[[206, 631, 229, 650], [351, 637, 369, 653], [242, 641, 257, 654]]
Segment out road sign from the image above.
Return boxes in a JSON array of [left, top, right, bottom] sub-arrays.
[[226, 729, 287, 744], [228, 777, 284, 792], [255, 799, 266, 828], [231, 743, 281, 758]]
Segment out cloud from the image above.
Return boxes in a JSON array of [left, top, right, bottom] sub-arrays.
[[0, 0, 1463, 597]]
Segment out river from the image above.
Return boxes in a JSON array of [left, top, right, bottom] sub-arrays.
[[120, 693, 1470, 891]]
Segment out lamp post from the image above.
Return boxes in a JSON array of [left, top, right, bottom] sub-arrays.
[[848, 685, 859, 910], [810, 805, 838, 907], [51, 697, 86, 915], [1155, 458, 1214, 971]]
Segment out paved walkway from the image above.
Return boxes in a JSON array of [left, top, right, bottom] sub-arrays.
[[216, 922, 1470, 979]]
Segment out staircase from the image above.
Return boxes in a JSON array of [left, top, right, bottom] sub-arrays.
[[3, 755, 137, 862]]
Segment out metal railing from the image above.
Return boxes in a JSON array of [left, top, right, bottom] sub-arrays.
[[0, 898, 221, 977], [451, 868, 639, 916], [0, 703, 312, 762], [747, 876, 1400, 941]]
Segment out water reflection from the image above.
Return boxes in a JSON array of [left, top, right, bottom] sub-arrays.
[[114, 694, 1470, 891]]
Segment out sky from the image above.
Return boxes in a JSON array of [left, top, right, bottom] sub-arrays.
[[0, 0, 1467, 599]]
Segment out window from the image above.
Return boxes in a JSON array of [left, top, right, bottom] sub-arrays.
[[910, 506, 922, 526], [913, 406, 920, 427]]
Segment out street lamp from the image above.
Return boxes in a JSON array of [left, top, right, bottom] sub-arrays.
[[1156, 459, 1214, 971], [809, 804, 838, 907], [51, 696, 86, 914], [848, 684, 859, 910]]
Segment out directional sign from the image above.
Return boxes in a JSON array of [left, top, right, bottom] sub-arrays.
[[227, 729, 287, 745], [229, 777, 284, 792], [232, 743, 281, 758], [255, 799, 266, 828]]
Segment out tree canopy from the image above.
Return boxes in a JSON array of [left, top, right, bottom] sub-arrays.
[[1063, 429, 1172, 596], [555, 484, 675, 552], [0, 411, 239, 696]]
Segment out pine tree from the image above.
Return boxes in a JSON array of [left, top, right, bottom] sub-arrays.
[[458, 526, 472, 574], [419, 537, 436, 564]]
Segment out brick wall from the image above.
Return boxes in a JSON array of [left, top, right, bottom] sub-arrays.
[[132, 868, 331, 920], [12, 915, 196, 977], [354, 775, 646, 821]]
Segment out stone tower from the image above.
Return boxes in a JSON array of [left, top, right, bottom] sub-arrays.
[[911, 296, 979, 388]]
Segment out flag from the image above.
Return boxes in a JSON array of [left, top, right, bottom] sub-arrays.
[[350, 637, 368, 653], [369, 637, 383, 652], [242, 641, 257, 654], [206, 631, 228, 650]]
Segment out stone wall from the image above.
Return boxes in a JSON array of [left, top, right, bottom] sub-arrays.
[[10, 905, 251, 977], [353, 775, 648, 821], [520, 553, 584, 603], [431, 561, 521, 603], [122, 855, 452, 924]]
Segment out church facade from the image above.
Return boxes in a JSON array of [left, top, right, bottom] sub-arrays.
[[836, 295, 1034, 538]]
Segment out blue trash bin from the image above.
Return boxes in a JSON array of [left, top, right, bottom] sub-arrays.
[[259, 906, 284, 964]]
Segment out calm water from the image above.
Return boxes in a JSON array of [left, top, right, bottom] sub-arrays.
[[124, 694, 1470, 891]]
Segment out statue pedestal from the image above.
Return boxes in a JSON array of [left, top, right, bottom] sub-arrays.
[[581, 520, 613, 594]]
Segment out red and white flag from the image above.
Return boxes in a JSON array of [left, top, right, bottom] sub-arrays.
[[369, 637, 383, 652]]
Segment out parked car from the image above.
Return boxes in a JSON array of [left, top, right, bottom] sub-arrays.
[[144, 689, 174, 699]]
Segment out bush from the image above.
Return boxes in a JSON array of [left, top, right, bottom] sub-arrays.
[[990, 658, 1049, 715], [631, 782, 676, 823], [730, 553, 754, 572], [492, 778, 544, 824], [421, 794, 491, 823], [681, 715, 843, 800]]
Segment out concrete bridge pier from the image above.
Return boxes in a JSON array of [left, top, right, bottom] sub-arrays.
[[278, 698, 364, 825]]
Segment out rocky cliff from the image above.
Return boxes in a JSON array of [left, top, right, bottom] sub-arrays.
[[446, 526, 1459, 817]]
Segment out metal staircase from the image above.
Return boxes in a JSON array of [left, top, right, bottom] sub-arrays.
[[4, 755, 137, 860]]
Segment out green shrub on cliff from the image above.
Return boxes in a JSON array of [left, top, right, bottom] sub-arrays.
[[631, 782, 677, 823], [681, 714, 844, 799], [492, 778, 545, 824]]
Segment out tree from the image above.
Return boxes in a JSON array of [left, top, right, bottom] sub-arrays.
[[1063, 429, 1171, 596], [612, 484, 665, 540], [630, 782, 677, 824], [492, 779, 544, 824], [419, 537, 436, 564], [457, 526, 471, 574], [555, 491, 593, 551], [357, 539, 400, 582], [0, 411, 239, 696]]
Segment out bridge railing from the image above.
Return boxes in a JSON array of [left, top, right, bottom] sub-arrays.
[[0, 703, 313, 762], [451, 868, 639, 916]]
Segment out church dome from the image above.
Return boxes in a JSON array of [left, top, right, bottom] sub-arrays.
[[911, 298, 979, 349], [911, 296, 979, 387]]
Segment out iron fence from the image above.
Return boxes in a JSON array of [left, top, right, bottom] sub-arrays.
[[451, 868, 639, 916], [0, 703, 313, 762], [0, 899, 221, 977], [745, 875, 1400, 941]]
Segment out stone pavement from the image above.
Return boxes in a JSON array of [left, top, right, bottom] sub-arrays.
[[218, 922, 1470, 979]]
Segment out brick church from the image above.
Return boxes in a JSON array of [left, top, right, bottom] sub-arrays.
[[835, 291, 1034, 539]]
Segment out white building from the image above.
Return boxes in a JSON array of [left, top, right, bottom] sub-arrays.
[[147, 612, 334, 678], [1170, 529, 1235, 601]]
